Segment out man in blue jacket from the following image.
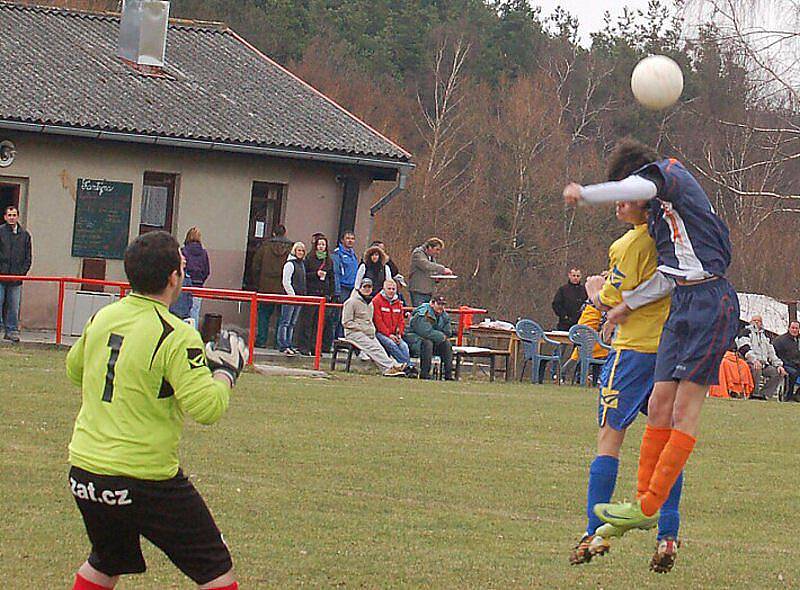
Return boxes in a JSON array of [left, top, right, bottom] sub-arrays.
[[332, 230, 358, 338]]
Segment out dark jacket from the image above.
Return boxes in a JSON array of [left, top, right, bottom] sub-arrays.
[[357, 246, 391, 300], [773, 332, 800, 367], [252, 236, 292, 294], [0, 223, 32, 286], [552, 282, 587, 330], [405, 303, 452, 355], [182, 241, 210, 286], [305, 254, 335, 299]]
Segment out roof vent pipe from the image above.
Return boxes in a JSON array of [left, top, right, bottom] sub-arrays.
[[118, 0, 170, 67]]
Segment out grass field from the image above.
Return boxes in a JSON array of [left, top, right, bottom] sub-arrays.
[[1, 346, 797, 589]]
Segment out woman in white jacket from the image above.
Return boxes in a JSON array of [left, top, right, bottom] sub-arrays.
[[277, 242, 307, 355]]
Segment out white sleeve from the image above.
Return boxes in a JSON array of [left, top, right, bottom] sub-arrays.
[[354, 264, 366, 289], [580, 175, 658, 204], [385, 264, 393, 281], [282, 262, 295, 295], [622, 271, 675, 310]]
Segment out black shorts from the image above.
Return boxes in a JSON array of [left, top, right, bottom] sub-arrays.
[[69, 466, 232, 584]]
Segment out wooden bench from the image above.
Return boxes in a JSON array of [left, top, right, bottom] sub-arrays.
[[330, 339, 362, 372], [453, 346, 511, 382]]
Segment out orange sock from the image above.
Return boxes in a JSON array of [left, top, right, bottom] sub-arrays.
[[640, 429, 696, 516], [637, 425, 672, 498]]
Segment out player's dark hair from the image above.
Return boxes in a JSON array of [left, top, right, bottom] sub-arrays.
[[607, 138, 659, 181], [4, 204, 18, 215], [124, 231, 181, 295], [340, 229, 355, 240]]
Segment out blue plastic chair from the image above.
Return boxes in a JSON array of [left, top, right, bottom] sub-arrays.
[[568, 324, 613, 386], [515, 319, 562, 384]]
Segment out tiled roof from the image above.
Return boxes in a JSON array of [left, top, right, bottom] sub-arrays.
[[0, 2, 411, 164]]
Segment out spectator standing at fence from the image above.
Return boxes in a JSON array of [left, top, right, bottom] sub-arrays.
[[295, 234, 336, 355], [0, 205, 32, 342], [371, 240, 400, 278], [341, 277, 406, 376], [772, 320, 800, 402], [181, 227, 210, 327], [277, 242, 307, 356], [736, 315, 786, 400], [355, 245, 393, 302], [408, 238, 452, 307], [332, 230, 358, 338], [552, 268, 588, 331], [373, 279, 413, 369], [405, 295, 454, 380], [252, 225, 292, 348]]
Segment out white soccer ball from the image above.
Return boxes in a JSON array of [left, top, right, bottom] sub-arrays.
[[631, 55, 684, 110]]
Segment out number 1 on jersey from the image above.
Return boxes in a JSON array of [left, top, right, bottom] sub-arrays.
[[103, 333, 125, 402]]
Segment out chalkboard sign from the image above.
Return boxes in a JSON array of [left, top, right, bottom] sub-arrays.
[[71, 178, 133, 260]]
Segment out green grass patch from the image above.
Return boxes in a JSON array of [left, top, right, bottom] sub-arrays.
[[0, 347, 797, 588]]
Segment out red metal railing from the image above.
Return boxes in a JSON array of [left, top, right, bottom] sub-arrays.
[[0, 274, 486, 371]]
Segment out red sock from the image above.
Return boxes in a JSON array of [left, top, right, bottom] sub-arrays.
[[209, 583, 238, 590], [73, 574, 112, 590], [640, 429, 696, 516], [636, 425, 671, 498]]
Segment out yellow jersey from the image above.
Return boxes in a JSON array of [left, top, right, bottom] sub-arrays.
[[598, 224, 670, 353]]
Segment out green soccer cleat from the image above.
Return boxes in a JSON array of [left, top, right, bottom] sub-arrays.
[[593, 500, 659, 532]]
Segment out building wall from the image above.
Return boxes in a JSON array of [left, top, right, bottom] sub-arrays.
[[0, 131, 386, 329]]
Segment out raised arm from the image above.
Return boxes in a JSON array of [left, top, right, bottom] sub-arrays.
[[564, 175, 658, 205]]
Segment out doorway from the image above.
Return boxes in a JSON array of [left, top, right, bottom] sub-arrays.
[[0, 177, 27, 222], [242, 182, 285, 290]]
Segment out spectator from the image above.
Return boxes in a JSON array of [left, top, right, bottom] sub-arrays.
[[408, 237, 453, 307], [772, 320, 800, 402], [181, 227, 210, 327], [373, 279, 413, 369], [736, 315, 787, 400], [341, 277, 406, 376], [405, 295, 454, 380], [0, 205, 32, 342], [332, 230, 359, 338], [371, 239, 408, 305], [295, 234, 336, 355], [552, 267, 588, 331], [708, 347, 755, 399], [277, 242, 307, 356], [355, 245, 392, 301], [564, 302, 610, 384], [371, 240, 400, 278], [168, 273, 194, 320], [252, 224, 292, 348]]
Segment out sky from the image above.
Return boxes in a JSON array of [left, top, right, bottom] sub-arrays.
[[530, 0, 657, 44]]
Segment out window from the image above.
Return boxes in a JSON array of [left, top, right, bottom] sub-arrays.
[[139, 172, 178, 235]]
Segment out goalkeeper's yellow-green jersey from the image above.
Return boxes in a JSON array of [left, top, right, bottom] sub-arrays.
[[67, 293, 230, 480]]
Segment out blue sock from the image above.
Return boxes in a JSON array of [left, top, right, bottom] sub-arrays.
[[586, 455, 619, 535], [657, 471, 683, 540]]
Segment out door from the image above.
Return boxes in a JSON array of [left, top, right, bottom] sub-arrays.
[[242, 182, 285, 290]]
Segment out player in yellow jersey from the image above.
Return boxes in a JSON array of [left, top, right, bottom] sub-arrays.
[[570, 200, 681, 573], [66, 231, 248, 590]]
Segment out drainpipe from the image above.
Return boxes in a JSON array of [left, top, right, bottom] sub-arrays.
[[368, 169, 408, 243]]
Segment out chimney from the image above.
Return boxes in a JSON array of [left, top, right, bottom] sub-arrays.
[[118, 0, 170, 68]]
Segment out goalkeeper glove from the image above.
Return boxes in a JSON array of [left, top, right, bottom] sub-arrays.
[[205, 329, 249, 386]]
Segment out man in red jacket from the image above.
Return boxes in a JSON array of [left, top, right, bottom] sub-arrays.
[[373, 279, 412, 369]]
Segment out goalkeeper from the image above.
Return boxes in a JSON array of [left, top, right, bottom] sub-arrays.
[[66, 231, 248, 590]]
